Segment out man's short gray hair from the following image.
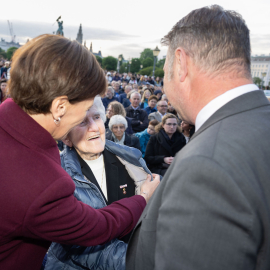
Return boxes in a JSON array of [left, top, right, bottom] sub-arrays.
[[130, 92, 141, 99], [109, 115, 128, 131], [91, 96, 106, 122], [162, 5, 251, 79], [107, 86, 115, 94]]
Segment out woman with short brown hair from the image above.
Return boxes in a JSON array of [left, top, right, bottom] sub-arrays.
[[0, 34, 159, 270]]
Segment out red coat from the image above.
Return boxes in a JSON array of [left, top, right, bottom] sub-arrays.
[[0, 99, 146, 269]]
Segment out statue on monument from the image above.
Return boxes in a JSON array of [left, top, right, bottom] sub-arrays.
[[56, 16, 64, 36]]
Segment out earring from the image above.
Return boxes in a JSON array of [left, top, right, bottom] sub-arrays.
[[54, 117, 61, 125]]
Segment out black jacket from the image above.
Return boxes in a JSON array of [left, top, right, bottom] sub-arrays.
[[125, 105, 149, 132], [106, 131, 141, 151], [145, 130, 186, 176]]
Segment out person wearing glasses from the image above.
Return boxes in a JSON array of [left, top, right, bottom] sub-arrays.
[[148, 100, 168, 122], [145, 114, 186, 176]]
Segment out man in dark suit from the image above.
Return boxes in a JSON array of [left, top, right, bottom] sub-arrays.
[[125, 92, 149, 132], [126, 5, 270, 270]]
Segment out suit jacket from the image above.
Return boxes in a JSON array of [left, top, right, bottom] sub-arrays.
[[126, 90, 270, 270], [148, 111, 162, 122], [125, 106, 149, 132]]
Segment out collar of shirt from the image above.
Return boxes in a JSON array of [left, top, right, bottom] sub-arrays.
[[195, 84, 259, 132], [157, 111, 166, 118], [131, 106, 140, 110]]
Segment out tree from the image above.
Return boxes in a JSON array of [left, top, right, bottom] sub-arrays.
[[130, 58, 141, 73], [119, 62, 128, 73], [142, 57, 153, 68], [95, 56, 102, 66], [138, 66, 164, 77], [253, 77, 262, 87], [0, 47, 7, 59], [156, 58, 165, 69], [140, 48, 154, 61], [7, 47, 18, 60], [102, 56, 117, 71]]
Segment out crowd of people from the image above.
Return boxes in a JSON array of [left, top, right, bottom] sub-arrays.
[[1, 5, 270, 270]]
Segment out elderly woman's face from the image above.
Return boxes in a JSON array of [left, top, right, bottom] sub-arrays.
[[66, 105, 105, 160], [112, 124, 125, 139]]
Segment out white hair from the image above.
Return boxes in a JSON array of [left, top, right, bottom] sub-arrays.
[[109, 115, 128, 131], [130, 92, 141, 99], [91, 96, 106, 122]]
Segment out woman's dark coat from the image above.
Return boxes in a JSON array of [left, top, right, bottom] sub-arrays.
[[145, 130, 186, 176]]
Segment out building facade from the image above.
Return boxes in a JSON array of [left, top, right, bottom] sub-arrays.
[[0, 38, 21, 51], [251, 54, 270, 87]]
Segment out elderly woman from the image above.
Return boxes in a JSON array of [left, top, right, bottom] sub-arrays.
[[45, 96, 152, 270], [106, 115, 141, 151], [105, 101, 133, 134], [0, 34, 159, 270], [145, 114, 186, 176]]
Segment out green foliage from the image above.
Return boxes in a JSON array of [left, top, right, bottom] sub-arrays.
[[7, 47, 18, 60], [102, 56, 117, 71], [156, 58, 165, 69], [253, 77, 262, 86], [120, 62, 128, 73], [95, 56, 102, 66], [142, 57, 153, 68], [140, 48, 154, 61], [138, 66, 164, 77], [130, 58, 141, 73], [0, 47, 7, 59]]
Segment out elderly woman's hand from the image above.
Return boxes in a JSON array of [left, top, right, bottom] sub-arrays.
[[140, 174, 160, 203]]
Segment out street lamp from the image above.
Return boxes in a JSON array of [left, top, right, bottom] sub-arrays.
[[140, 65, 143, 70], [117, 55, 122, 73], [129, 59, 132, 73], [152, 46, 160, 77], [262, 72, 267, 88]]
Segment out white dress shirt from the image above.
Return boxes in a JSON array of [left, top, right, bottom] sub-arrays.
[[195, 84, 259, 132]]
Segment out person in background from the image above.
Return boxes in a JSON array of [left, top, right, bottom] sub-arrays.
[[113, 82, 123, 97], [144, 95, 158, 115], [154, 77, 162, 87], [106, 72, 112, 82], [125, 92, 149, 133], [0, 61, 10, 79], [140, 89, 152, 109], [154, 89, 162, 100], [45, 96, 154, 270], [161, 94, 168, 103], [107, 115, 141, 151], [181, 120, 195, 143], [119, 85, 132, 104], [112, 72, 121, 81], [138, 76, 147, 86], [148, 100, 168, 122], [0, 79, 9, 103], [132, 84, 139, 91], [129, 76, 137, 85], [102, 86, 119, 110], [144, 114, 186, 176], [105, 101, 133, 134], [135, 119, 159, 158]]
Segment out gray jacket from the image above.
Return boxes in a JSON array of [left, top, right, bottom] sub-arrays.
[[127, 90, 270, 270]]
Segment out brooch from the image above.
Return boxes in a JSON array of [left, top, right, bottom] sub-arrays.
[[120, 184, 127, 194]]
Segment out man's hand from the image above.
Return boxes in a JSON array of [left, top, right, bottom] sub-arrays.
[[164, 157, 174, 164]]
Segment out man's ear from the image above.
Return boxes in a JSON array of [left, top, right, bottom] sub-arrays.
[[50, 96, 69, 120], [62, 136, 73, 147], [175, 47, 188, 82]]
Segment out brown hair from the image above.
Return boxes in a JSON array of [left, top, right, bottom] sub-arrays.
[[9, 34, 106, 114], [148, 95, 158, 102], [162, 5, 251, 79], [155, 113, 181, 133], [149, 119, 159, 127], [107, 101, 126, 117]]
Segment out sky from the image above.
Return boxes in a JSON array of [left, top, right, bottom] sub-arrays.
[[1, 0, 269, 60]]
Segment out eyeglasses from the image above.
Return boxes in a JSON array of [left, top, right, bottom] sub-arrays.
[[159, 105, 168, 108], [113, 125, 125, 130], [165, 123, 177, 126]]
